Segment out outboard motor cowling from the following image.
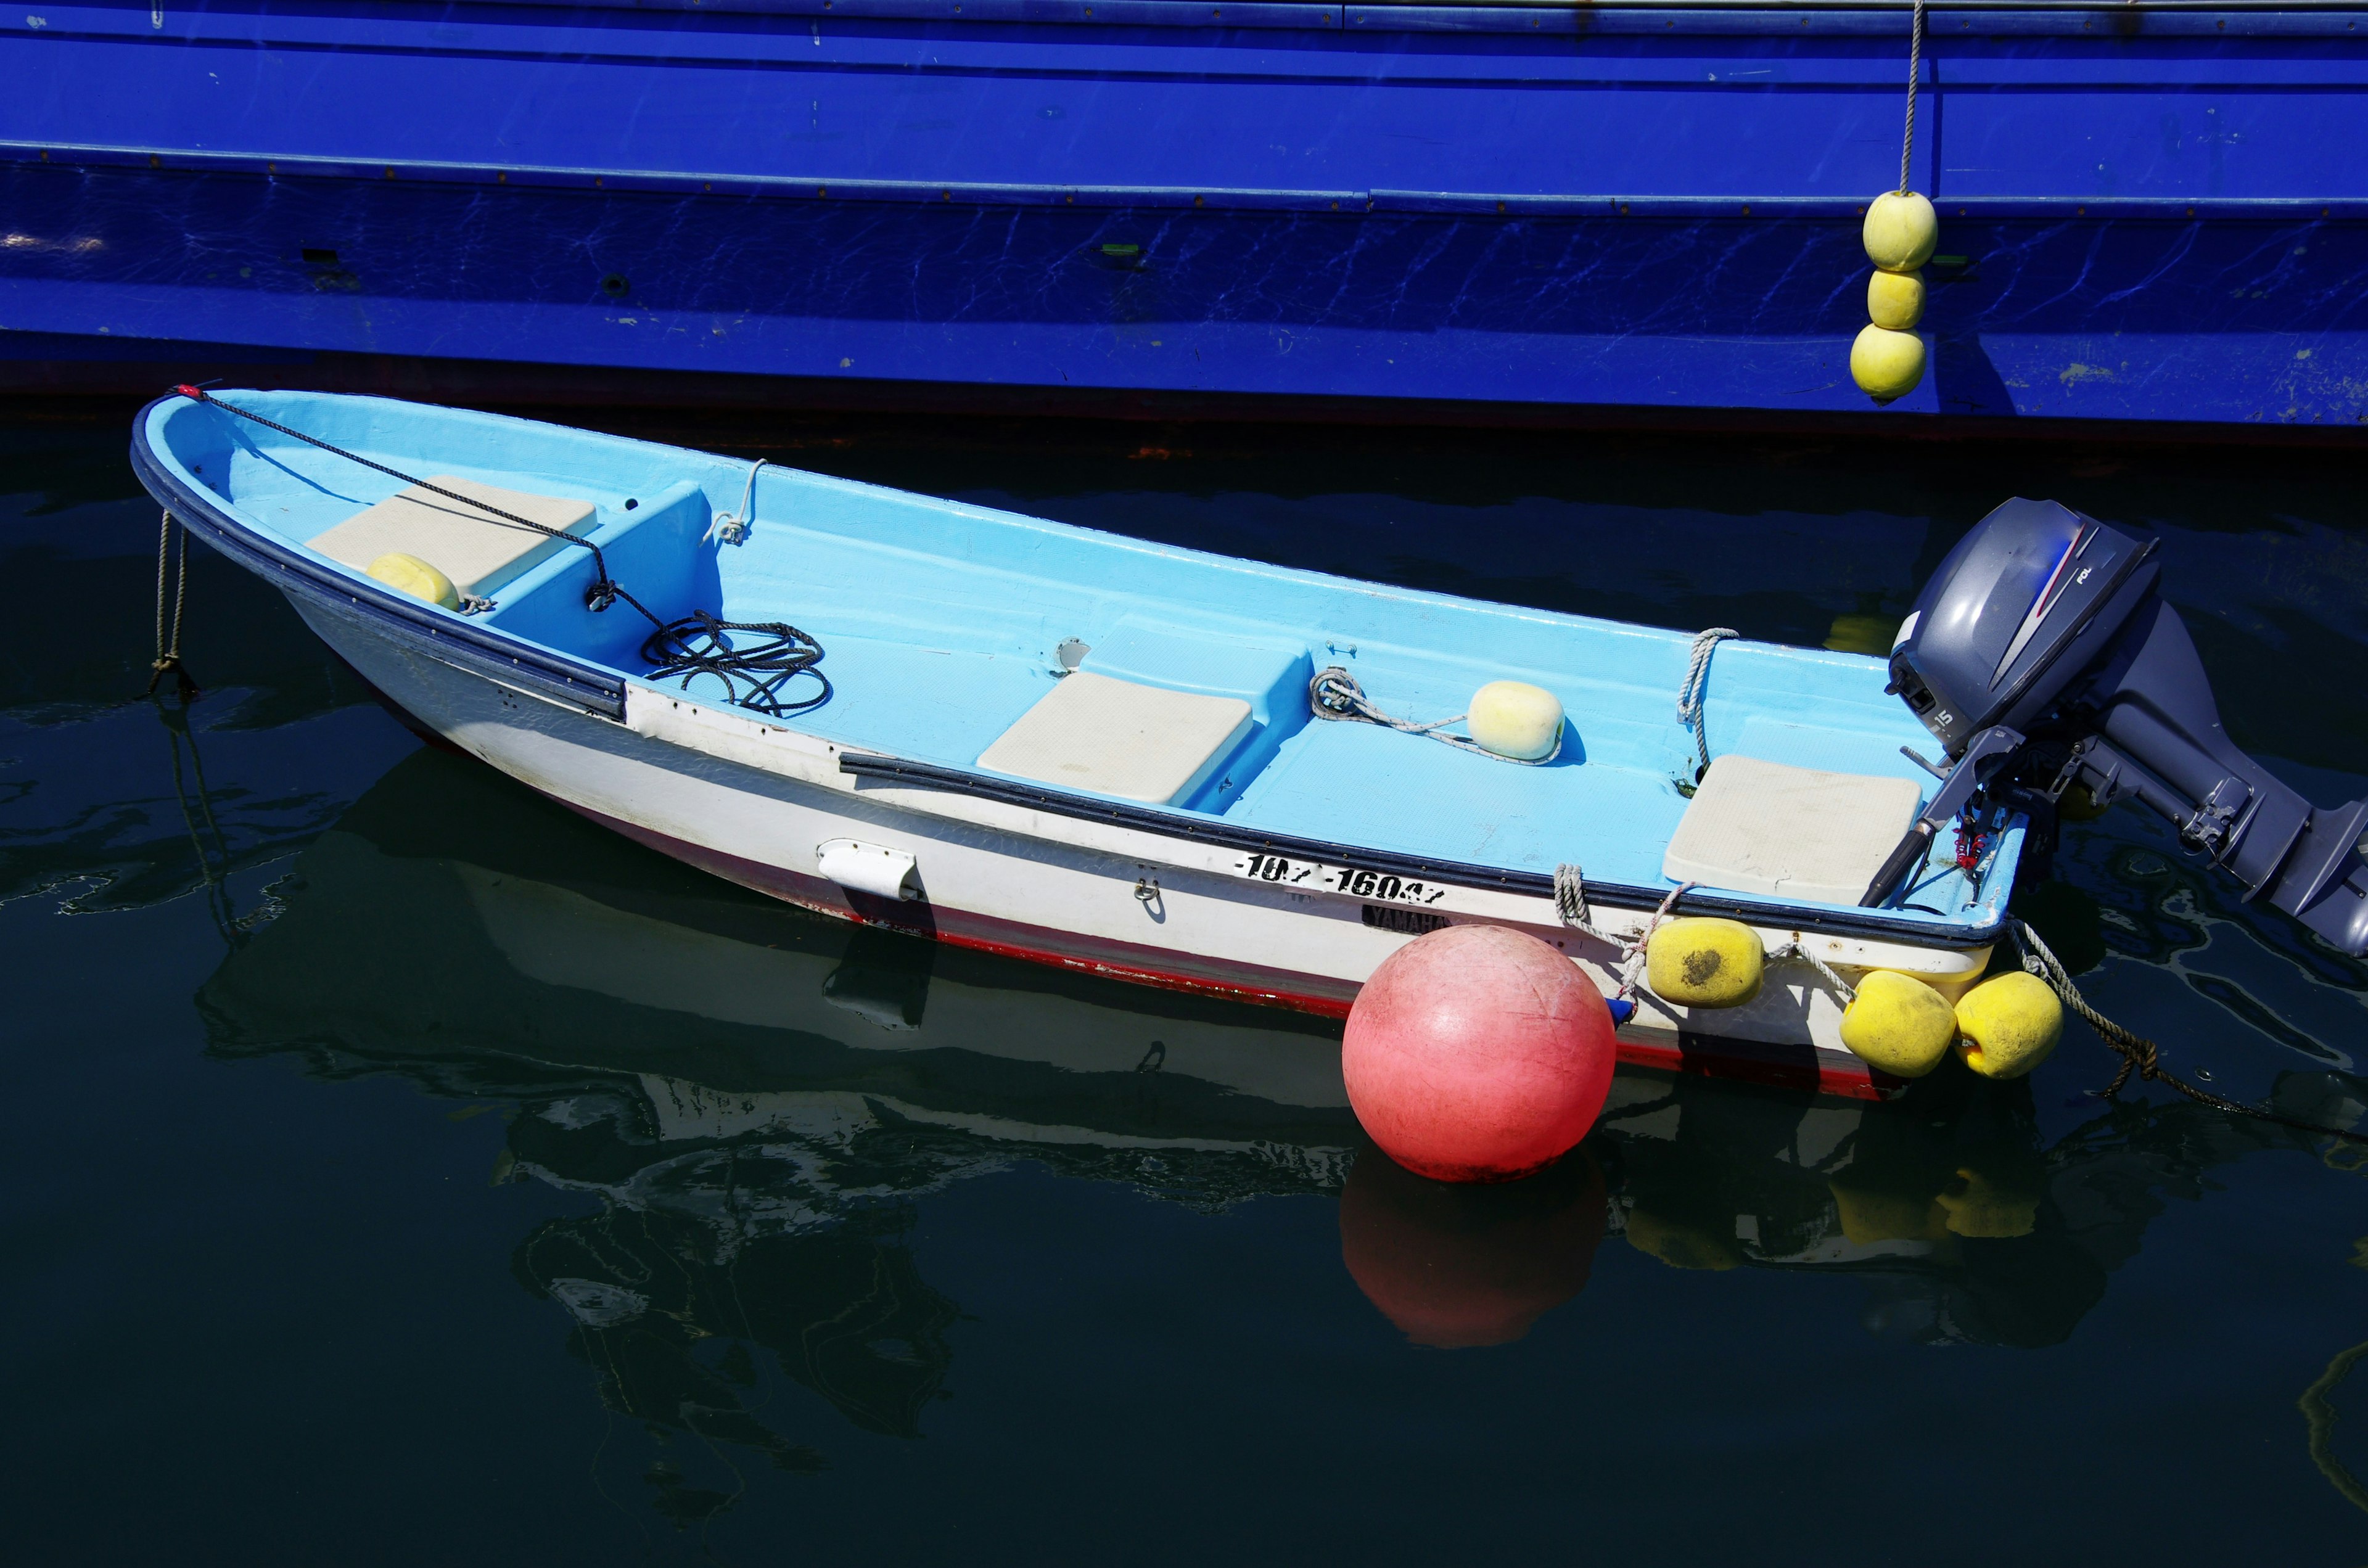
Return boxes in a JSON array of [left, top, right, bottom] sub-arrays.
[[1871, 498, 2368, 958]]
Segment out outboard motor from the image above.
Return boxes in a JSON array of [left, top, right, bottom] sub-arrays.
[[1868, 497, 2368, 958]]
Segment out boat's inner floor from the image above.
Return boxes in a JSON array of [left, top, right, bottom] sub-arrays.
[[187, 412, 2007, 919]]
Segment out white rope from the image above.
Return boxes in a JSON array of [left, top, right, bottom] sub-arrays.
[[1309, 667, 1560, 766], [1555, 866, 1696, 999], [1675, 628, 1738, 778], [705, 458, 766, 545], [1773, 940, 1858, 1004]]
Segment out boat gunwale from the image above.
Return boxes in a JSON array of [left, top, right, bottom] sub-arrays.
[[837, 750, 2007, 946], [130, 391, 2009, 952]]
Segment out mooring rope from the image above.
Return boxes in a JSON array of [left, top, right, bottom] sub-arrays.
[[2011, 919, 2368, 1144], [144, 508, 195, 699], [1900, 0, 1926, 195], [1553, 864, 1699, 999], [1675, 627, 1737, 779], [172, 386, 831, 718], [1309, 666, 1560, 765]]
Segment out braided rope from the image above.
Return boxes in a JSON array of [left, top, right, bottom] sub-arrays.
[[1309, 667, 1560, 766], [2012, 920, 2368, 1144], [1901, 0, 1925, 194], [1675, 628, 1738, 778]]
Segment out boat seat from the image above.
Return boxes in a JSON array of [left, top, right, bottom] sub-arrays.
[[306, 476, 596, 599], [977, 670, 1253, 805], [1662, 753, 1923, 906]]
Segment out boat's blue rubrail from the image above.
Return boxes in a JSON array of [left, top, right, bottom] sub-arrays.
[[157, 387, 835, 720]]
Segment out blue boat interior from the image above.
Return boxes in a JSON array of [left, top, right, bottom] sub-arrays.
[[146, 392, 2020, 930]]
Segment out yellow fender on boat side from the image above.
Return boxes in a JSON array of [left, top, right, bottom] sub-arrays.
[[1864, 191, 1940, 271], [1838, 970, 1959, 1078], [367, 551, 461, 610], [1867, 268, 1926, 330], [1644, 917, 1764, 1008], [1954, 971, 2065, 1079]]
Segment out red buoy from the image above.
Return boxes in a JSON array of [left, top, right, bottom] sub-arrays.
[[1342, 924, 1616, 1183]]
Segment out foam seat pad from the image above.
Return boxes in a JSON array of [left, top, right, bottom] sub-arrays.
[[1663, 753, 1924, 906], [306, 476, 596, 597], [977, 670, 1253, 805]]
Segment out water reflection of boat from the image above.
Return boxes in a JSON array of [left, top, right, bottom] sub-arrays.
[[196, 750, 2368, 1517]]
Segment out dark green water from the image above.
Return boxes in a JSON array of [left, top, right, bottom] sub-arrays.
[[8, 411, 2368, 1563]]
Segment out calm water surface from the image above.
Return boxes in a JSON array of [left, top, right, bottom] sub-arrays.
[[7, 412, 2368, 1563]]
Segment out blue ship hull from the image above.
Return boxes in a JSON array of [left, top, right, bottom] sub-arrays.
[[5, 1, 2366, 433]]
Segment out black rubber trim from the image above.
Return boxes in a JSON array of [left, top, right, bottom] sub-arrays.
[[838, 751, 2007, 946], [128, 396, 628, 720]]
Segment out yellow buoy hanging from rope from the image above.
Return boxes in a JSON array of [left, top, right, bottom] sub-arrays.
[[1862, 191, 1939, 274], [1867, 266, 1926, 330], [1851, 325, 1927, 403], [1838, 969, 1958, 1077], [1851, 1, 1934, 402], [366, 551, 461, 610], [1644, 917, 1764, 1008], [1953, 970, 2064, 1078]]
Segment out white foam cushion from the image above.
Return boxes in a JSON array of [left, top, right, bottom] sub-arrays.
[[1663, 753, 1923, 905], [977, 670, 1252, 805], [306, 476, 596, 597]]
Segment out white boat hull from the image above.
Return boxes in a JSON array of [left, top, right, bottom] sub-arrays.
[[298, 593, 1988, 1102]]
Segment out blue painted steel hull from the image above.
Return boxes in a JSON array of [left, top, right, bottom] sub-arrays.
[[6, 1, 2367, 432]]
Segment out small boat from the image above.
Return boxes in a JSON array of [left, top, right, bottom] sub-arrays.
[[133, 388, 2026, 1100]]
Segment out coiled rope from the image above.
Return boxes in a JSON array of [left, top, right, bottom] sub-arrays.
[[2011, 919, 2368, 1144], [1309, 666, 1560, 765], [173, 387, 830, 718], [1675, 627, 1738, 779], [1900, 0, 1926, 195]]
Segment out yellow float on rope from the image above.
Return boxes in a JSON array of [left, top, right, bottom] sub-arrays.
[[366, 551, 460, 610], [1644, 917, 1764, 1008], [1851, 324, 1927, 403], [1838, 969, 1958, 1078], [1867, 267, 1926, 330], [1863, 190, 1939, 272], [1954, 971, 2065, 1079]]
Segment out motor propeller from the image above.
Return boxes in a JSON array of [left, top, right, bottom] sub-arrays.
[[1866, 497, 2368, 958]]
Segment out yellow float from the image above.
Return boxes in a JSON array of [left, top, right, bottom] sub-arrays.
[[366, 551, 460, 610], [1644, 917, 1764, 1008], [1867, 268, 1926, 330], [1851, 324, 1926, 403], [1954, 971, 2065, 1078], [1466, 679, 1564, 761], [1862, 190, 1939, 271], [1838, 969, 1958, 1078]]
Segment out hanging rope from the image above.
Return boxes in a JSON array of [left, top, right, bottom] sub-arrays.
[[1675, 627, 1737, 779], [171, 387, 831, 719], [1309, 667, 1560, 765], [144, 508, 197, 700], [2011, 919, 2368, 1144], [1900, 0, 1926, 194]]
